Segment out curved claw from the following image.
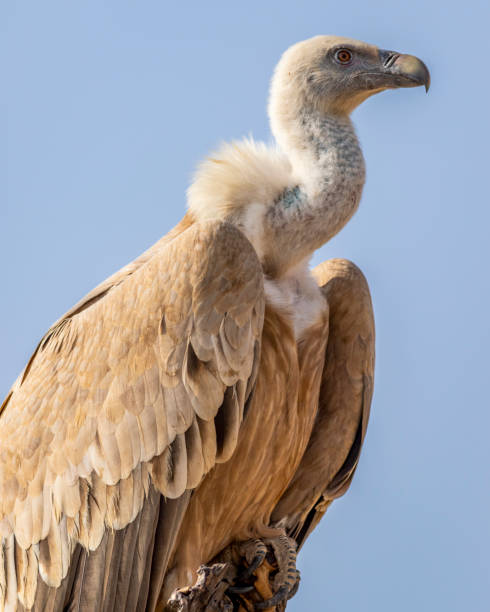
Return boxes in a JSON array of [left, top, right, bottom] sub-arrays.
[[232, 534, 299, 609], [227, 584, 256, 594], [254, 584, 290, 609], [239, 549, 267, 581]]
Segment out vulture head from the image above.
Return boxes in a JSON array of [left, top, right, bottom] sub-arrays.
[[269, 35, 430, 125]]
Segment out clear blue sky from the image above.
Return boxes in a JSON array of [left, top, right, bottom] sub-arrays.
[[2, 1, 489, 610]]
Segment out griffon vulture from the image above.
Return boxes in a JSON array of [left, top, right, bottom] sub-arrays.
[[0, 36, 429, 611]]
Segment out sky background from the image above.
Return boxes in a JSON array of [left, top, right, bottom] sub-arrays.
[[2, 1, 489, 610]]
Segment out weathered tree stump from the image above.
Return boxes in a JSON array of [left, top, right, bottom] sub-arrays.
[[164, 563, 235, 611], [164, 539, 296, 611]]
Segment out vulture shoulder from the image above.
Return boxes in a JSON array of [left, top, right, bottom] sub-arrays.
[[0, 219, 264, 609], [272, 258, 375, 547]]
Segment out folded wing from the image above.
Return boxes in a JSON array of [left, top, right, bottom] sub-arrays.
[[0, 220, 264, 609], [272, 258, 374, 548]]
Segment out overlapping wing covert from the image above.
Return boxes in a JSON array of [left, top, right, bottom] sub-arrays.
[[0, 220, 264, 609]]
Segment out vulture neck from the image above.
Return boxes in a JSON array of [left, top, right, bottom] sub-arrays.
[[265, 107, 365, 276]]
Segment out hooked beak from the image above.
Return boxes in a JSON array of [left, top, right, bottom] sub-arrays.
[[378, 50, 431, 92]]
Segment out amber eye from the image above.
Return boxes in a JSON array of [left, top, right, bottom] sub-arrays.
[[335, 49, 353, 64]]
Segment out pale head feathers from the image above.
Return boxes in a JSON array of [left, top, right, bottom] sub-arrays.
[[269, 34, 429, 141], [268, 35, 379, 147]]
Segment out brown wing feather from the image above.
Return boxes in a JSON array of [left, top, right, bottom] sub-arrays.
[[0, 219, 264, 608], [272, 258, 375, 547]]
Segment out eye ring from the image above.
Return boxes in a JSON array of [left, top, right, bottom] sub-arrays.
[[334, 49, 353, 64]]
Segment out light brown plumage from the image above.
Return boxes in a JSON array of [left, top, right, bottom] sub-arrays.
[[158, 258, 374, 605], [0, 220, 264, 609], [0, 34, 429, 610], [272, 259, 375, 546]]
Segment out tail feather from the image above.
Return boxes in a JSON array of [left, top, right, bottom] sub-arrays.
[[21, 486, 189, 611]]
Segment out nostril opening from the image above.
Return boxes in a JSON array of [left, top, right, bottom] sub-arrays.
[[384, 52, 400, 68]]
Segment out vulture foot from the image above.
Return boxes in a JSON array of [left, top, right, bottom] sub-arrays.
[[225, 533, 300, 610], [237, 538, 268, 581], [254, 534, 299, 610]]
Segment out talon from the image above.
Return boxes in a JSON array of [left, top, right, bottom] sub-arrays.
[[268, 534, 298, 593], [239, 540, 267, 581], [255, 533, 299, 608], [227, 584, 256, 594], [231, 533, 300, 609]]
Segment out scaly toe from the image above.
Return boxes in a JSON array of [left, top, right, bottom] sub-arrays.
[[238, 539, 268, 581]]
